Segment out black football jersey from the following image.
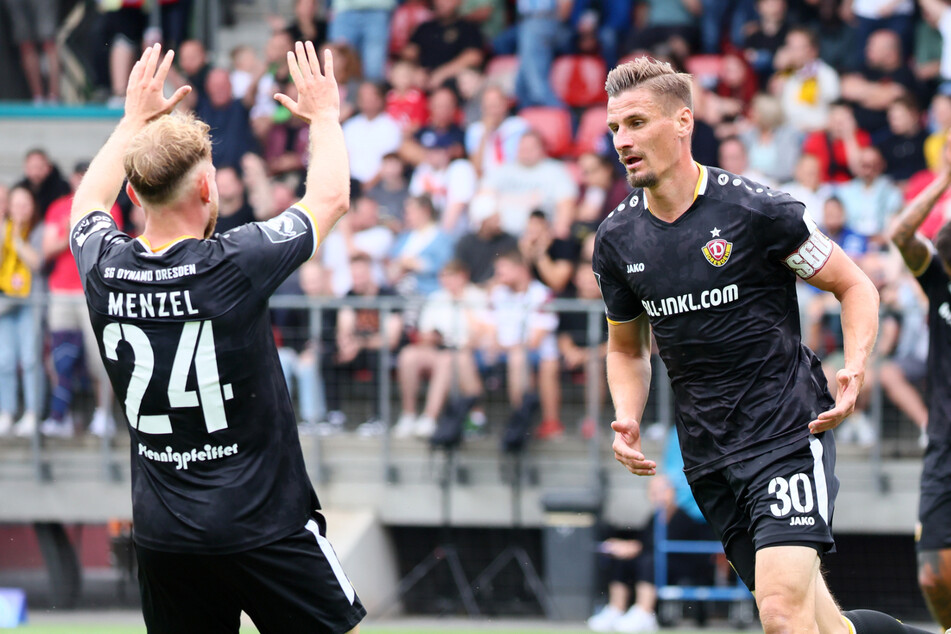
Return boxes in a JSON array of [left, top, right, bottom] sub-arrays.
[[70, 206, 320, 553], [593, 166, 836, 481], [915, 249, 951, 446]]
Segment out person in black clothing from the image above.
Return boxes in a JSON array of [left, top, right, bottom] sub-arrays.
[[69, 42, 364, 633], [595, 55, 931, 634], [14, 148, 70, 221], [403, 0, 485, 90], [453, 194, 518, 286], [876, 95, 928, 184], [888, 138, 951, 630]]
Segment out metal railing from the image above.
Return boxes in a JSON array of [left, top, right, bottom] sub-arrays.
[[0, 293, 916, 494]]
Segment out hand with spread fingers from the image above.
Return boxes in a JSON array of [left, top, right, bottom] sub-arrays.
[[275, 41, 340, 125], [123, 43, 192, 126]]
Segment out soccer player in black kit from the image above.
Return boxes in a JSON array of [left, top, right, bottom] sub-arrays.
[[889, 135, 951, 631], [593, 56, 934, 634], [68, 43, 364, 633]]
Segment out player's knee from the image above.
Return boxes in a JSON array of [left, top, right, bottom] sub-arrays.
[[918, 563, 951, 599], [757, 591, 809, 634]]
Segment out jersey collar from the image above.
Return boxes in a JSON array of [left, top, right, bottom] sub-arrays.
[[137, 235, 199, 255], [643, 162, 708, 219]]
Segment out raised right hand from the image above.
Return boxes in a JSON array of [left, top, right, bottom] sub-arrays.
[[275, 42, 340, 125], [611, 418, 656, 476]]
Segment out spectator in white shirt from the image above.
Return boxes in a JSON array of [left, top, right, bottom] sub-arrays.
[[343, 81, 403, 185]]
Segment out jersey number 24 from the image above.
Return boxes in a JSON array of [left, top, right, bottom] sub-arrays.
[[102, 320, 231, 434]]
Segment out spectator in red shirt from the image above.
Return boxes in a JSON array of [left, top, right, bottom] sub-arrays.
[[801, 100, 871, 184], [40, 162, 123, 438], [385, 59, 430, 133]]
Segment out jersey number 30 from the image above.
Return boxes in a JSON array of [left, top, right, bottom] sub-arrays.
[[102, 321, 231, 434]]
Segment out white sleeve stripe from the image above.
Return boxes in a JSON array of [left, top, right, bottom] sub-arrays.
[[291, 204, 319, 259]]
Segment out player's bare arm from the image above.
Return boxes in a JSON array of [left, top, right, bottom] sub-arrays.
[[70, 44, 191, 230], [606, 312, 656, 476], [805, 244, 880, 433], [888, 145, 951, 273], [274, 42, 350, 249]]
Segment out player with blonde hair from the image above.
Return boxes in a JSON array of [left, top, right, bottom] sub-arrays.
[[69, 42, 363, 633]]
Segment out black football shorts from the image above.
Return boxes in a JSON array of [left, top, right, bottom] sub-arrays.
[[918, 441, 951, 551], [136, 511, 366, 634], [689, 432, 839, 591]]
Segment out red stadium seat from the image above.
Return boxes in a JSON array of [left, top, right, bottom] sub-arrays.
[[519, 106, 574, 158], [485, 55, 520, 97], [574, 105, 608, 156], [550, 55, 607, 107]]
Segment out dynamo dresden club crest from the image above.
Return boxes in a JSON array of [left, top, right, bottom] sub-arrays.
[[702, 238, 733, 267]]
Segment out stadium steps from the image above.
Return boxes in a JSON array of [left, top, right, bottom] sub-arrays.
[[0, 433, 926, 533]]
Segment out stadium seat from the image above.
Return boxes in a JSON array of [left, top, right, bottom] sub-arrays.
[[573, 105, 608, 156], [550, 55, 607, 108], [485, 55, 520, 97], [518, 106, 574, 158]]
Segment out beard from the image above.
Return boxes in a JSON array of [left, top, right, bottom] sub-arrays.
[[626, 169, 659, 189], [203, 199, 219, 239]]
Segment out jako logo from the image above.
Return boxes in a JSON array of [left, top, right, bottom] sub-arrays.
[[627, 263, 645, 273], [789, 516, 815, 526]]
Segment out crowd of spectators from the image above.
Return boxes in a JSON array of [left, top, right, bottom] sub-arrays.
[[0, 0, 948, 448]]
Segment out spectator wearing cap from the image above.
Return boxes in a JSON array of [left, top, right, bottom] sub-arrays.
[[453, 194, 519, 285], [401, 87, 467, 166], [478, 129, 578, 237], [409, 132, 478, 236], [465, 85, 529, 178], [344, 81, 403, 186], [403, 0, 486, 91]]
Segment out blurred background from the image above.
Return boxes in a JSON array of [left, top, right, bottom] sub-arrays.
[[0, 0, 944, 629]]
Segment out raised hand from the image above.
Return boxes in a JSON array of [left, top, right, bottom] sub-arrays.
[[275, 42, 340, 125], [124, 44, 191, 126]]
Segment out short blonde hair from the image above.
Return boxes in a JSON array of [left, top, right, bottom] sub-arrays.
[[605, 56, 693, 111], [123, 112, 212, 207]]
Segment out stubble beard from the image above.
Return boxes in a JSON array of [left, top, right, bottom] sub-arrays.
[[626, 170, 659, 189], [204, 200, 219, 239]]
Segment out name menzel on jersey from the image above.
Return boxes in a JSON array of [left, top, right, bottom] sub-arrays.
[[108, 290, 200, 318], [641, 283, 740, 318]]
